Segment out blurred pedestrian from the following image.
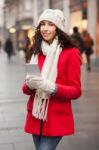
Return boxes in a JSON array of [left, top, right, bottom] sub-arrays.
[[82, 30, 94, 71], [22, 9, 81, 150], [71, 26, 84, 54], [4, 37, 14, 61], [24, 35, 31, 63], [18, 39, 26, 61]]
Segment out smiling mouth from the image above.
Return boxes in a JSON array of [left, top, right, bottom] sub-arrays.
[[43, 33, 50, 37]]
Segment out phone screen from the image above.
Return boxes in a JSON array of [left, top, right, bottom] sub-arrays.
[[25, 64, 41, 77]]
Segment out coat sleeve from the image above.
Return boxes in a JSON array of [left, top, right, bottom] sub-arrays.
[[22, 82, 35, 95], [55, 49, 82, 101]]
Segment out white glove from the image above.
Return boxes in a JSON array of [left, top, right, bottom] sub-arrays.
[[25, 74, 56, 94], [25, 74, 39, 90]]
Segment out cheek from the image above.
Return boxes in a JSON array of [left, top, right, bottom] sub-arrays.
[[40, 28, 43, 34], [50, 28, 56, 37], [51, 31, 56, 39]]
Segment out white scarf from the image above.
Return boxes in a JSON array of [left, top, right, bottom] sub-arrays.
[[30, 37, 62, 121]]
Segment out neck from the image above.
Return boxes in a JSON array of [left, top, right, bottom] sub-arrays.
[[44, 40, 53, 45]]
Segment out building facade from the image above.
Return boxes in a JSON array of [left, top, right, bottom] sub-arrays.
[[4, 0, 34, 50], [4, 0, 99, 55]]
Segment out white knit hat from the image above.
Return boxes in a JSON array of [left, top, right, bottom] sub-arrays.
[[38, 9, 65, 32]]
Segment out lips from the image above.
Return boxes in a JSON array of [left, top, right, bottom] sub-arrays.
[[42, 33, 49, 37]]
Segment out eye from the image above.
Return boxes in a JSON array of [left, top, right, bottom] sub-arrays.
[[40, 21, 45, 26], [48, 22, 55, 26]]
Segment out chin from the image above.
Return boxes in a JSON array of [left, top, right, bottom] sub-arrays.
[[44, 38, 50, 42]]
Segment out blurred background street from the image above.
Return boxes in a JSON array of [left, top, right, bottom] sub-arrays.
[[0, 0, 99, 150]]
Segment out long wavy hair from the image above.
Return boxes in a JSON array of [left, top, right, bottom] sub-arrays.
[[28, 24, 79, 60]]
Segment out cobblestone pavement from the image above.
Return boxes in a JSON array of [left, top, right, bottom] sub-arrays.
[[0, 50, 99, 150]]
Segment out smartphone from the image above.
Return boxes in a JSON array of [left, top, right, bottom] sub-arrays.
[[25, 64, 41, 77]]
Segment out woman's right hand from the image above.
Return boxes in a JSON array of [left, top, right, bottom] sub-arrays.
[[25, 74, 56, 94]]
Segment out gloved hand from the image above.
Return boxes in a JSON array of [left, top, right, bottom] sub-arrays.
[[26, 74, 44, 90], [25, 74, 56, 94]]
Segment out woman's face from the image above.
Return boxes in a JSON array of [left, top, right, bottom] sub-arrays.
[[40, 20, 57, 44]]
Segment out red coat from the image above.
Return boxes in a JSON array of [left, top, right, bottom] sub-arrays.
[[22, 48, 81, 136]]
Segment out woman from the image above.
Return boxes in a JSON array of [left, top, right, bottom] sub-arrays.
[[22, 9, 82, 150]]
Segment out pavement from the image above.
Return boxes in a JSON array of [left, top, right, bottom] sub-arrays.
[[0, 50, 99, 150]]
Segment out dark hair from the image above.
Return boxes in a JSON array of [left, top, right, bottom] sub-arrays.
[[28, 26, 79, 60], [73, 26, 79, 33]]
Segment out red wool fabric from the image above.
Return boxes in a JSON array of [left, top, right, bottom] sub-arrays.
[[22, 48, 82, 136]]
